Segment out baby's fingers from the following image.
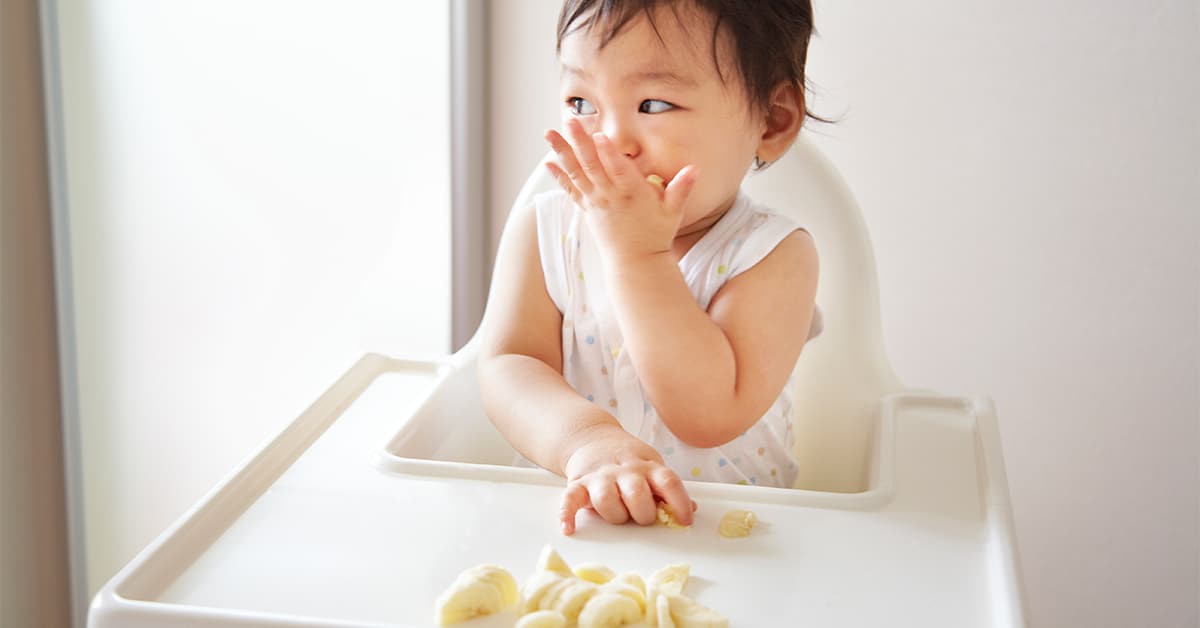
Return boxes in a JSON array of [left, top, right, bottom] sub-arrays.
[[564, 119, 611, 189], [545, 162, 584, 206], [559, 482, 591, 536], [544, 129, 594, 196], [617, 475, 658, 526], [587, 479, 631, 526], [663, 165, 699, 216], [648, 467, 694, 526], [592, 133, 639, 188]]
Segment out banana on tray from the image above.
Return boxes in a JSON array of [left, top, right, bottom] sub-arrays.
[[433, 564, 518, 625], [434, 544, 731, 627], [717, 509, 758, 538]]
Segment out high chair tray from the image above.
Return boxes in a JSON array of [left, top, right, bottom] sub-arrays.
[[89, 353, 1026, 627]]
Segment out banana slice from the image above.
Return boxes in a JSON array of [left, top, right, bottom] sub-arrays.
[[646, 174, 666, 188], [655, 593, 676, 628], [578, 592, 642, 628], [645, 564, 690, 627], [537, 545, 573, 577], [522, 571, 567, 614], [547, 578, 600, 622], [664, 593, 729, 628], [434, 579, 503, 625], [516, 609, 568, 628], [656, 504, 688, 529], [598, 580, 646, 613], [433, 564, 517, 625], [614, 572, 645, 596], [463, 564, 519, 606], [574, 563, 616, 584], [717, 509, 758, 538], [536, 576, 576, 615], [648, 563, 690, 596]]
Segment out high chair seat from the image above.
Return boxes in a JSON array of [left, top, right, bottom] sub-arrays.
[[88, 134, 1028, 628]]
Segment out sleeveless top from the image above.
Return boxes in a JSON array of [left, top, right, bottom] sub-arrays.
[[533, 189, 822, 488]]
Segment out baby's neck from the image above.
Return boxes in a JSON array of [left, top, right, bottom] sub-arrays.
[[671, 207, 729, 261]]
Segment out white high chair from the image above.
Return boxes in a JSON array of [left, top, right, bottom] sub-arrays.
[[89, 134, 1028, 627]]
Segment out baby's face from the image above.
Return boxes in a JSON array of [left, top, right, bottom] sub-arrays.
[[557, 5, 765, 230]]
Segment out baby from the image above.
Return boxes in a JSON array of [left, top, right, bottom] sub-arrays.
[[478, 0, 822, 535]]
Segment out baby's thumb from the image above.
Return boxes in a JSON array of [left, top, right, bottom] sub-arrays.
[[664, 166, 698, 216]]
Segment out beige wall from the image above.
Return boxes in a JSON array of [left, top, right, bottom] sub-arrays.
[[0, 0, 73, 626], [487, 3, 1200, 627], [486, 0, 561, 259]]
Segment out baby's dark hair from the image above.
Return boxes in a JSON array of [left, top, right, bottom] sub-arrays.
[[556, 0, 825, 123]]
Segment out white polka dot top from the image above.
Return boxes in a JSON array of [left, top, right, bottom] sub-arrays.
[[534, 189, 822, 488]]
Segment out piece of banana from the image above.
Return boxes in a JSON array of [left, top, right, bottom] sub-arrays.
[[598, 579, 646, 613], [537, 545, 573, 577], [433, 564, 518, 625], [655, 592, 675, 628], [577, 592, 643, 628], [717, 509, 758, 538], [655, 504, 688, 529], [546, 578, 600, 622], [648, 563, 689, 596], [522, 571, 567, 614], [515, 609, 568, 628], [645, 564, 690, 627], [539, 576, 572, 608], [646, 174, 666, 188], [663, 593, 730, 628], [614, 572, 645, 595], [574, 563, 616, 584], [465, 564, 519, 606]]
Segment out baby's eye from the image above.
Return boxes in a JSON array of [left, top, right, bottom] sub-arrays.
[[567, 97, 596, 115], [639, 99, 674, 114]]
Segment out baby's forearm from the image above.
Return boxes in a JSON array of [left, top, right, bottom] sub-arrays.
[[602, 252, 747, 446], [478, 353, 622, 475]]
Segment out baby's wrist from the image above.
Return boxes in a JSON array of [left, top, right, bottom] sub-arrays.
[[580, 208, 676, 268], [558, 421, 624, 478], [598, 246, 673, 277]]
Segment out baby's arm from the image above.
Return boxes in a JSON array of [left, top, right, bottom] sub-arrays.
[[605, 230, 818, 447], [476, 202, 693, 534], [545, 123, 819, 449]]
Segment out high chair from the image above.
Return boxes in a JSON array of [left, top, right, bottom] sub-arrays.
[[89, 133, 1028, 627]]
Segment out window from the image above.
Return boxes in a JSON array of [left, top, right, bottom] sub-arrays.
[[44, 0, 458, 609]]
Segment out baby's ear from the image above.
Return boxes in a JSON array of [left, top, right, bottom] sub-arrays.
[[756, 81, 805, 164]]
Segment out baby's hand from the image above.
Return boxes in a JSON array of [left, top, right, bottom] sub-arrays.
[[543, 119, 697, 264], [559, 425, 694, 535]]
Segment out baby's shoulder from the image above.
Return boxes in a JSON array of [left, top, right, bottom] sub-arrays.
[[716, 196, 812, 274], [530, 189, 577, 241], [738, 196, 807, 237]]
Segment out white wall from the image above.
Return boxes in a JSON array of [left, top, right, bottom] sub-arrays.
[[488, 2, 1200, 627], [51, 0, 451, 600]]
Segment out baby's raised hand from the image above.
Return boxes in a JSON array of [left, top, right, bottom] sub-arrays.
[[544, 119, 697, 264], [558, 425, 694, 535]]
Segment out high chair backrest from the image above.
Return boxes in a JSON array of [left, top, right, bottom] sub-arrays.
[[743, 134, 904, 492], [482, 132, 903, 493]]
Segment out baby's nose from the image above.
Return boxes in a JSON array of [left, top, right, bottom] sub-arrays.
[[601, 117, 640, 159]]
